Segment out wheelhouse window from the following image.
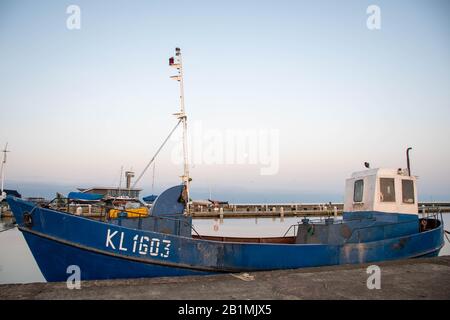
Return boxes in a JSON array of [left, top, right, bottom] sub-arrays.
[[380, 178, 395, 202], [353, 179, 364, 202], [402, 179, 415, 204]]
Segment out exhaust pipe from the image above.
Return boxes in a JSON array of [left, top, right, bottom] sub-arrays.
[[406, 147, 412, 176]]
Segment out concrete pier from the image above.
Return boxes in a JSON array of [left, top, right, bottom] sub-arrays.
[[1, 256, 449, 300]]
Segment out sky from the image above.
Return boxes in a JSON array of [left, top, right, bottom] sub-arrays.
[[0, 0, 449, 202]]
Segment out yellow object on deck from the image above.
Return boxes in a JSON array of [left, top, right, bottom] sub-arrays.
[[108, 207, 149, 219]]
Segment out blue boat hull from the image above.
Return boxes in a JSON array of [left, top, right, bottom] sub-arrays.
[[8, 197, 445, 282], [22, 231, 208, 281]]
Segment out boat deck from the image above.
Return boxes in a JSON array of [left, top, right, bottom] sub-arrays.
[[193, 235, 296, 244]]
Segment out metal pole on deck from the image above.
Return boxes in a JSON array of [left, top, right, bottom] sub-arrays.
[[118, 165, 123, 196], [0, 143, 10, 200]]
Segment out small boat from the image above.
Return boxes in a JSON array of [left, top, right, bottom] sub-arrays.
[[6, 49, 445, 282]]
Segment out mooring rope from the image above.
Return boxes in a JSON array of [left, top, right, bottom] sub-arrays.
[[445, 230, 450, 243]]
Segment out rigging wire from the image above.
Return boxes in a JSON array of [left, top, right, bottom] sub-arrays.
[[151, 160, 156, 194], [132, 119, 182, 189]]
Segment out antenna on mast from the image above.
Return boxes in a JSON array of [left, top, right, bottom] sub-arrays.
[[0, 143, 10, 201], [170, 47, 190, 213]]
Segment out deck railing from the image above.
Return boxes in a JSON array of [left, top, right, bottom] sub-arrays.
[[43, 197, 203, 238]]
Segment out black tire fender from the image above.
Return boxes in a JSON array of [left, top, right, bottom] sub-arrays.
[[23, 212, 33, 228]]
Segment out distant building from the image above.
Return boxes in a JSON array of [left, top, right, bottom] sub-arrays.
[[78, 187, 142, 200], [77, 171, 142, 200]]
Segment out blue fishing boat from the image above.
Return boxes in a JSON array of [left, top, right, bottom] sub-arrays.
[[6, 49, 445, 282], [6, 165, 445, 281]]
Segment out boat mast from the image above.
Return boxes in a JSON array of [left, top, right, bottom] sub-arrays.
[[0, 143, 10, 200], [170, 48, 190, 212]]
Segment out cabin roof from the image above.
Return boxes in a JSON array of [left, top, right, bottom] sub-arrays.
[[350, 168, 414, 179], [345, 167, 419, 215]]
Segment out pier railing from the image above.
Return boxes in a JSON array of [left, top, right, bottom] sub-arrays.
[[191, 202, 450, 219], [4, 197, 450, 221]]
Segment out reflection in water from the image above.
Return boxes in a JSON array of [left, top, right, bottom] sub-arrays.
[[0, 217, 15, 230], [0, 214, 449, 285], [0, 218, 46, 284]]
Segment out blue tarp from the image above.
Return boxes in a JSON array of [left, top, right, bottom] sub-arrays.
[[67, 192, 104, 201], [143, 194, 158, 203], [4, 189, 22, 198]]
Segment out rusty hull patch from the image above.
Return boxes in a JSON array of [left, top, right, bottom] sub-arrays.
[[391, 237, 409, 250], [340, 224, 352, 239]]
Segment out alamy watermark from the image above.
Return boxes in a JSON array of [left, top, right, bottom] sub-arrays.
[[66, 265, 81, 289], [171, 121, 280, 175], [66, 5, 81, 30], [366, 265, 381, 289], [366, 5, 381, 30]]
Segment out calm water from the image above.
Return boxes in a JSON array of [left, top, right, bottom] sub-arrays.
[[1, 214, 449, 284]]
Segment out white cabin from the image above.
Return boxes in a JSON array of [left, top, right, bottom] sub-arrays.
[[344, 168, 418, 215]]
